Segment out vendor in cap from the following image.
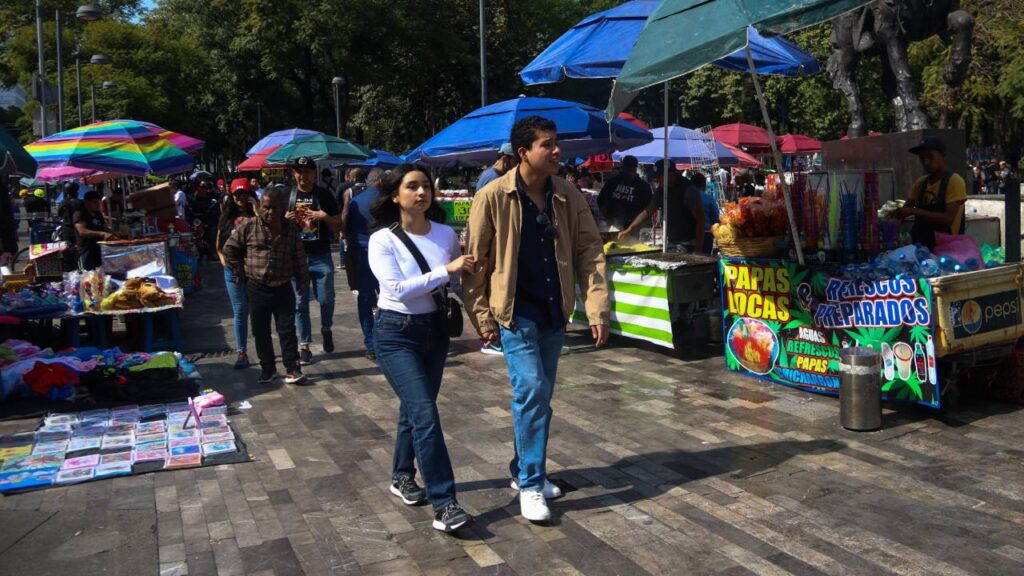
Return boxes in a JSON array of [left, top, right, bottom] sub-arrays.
[[896, 137, 967, 250], [74, 190, 118, 270], [474, 142, 516, 194], [24, 188, 49, 216], [287, 156, 343, 364], [618, 159, 704, 253]]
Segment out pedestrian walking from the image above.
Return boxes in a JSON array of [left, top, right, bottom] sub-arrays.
[[345, 168, 384, 360], [223, 185, 309, 385], [474, 143, 516, 193], [217, 178, 258, 369], [464, 116, 609, 523], [286, 157, 343, 364], [368, 164, 476, 533]]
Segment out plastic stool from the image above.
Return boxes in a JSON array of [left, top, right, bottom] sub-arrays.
[[141, 309, 182, 352], [61, 316, 110, 348]]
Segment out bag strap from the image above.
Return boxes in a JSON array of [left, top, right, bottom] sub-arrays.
[[288, 186, 298, 212], [388, 223, 446, 310]]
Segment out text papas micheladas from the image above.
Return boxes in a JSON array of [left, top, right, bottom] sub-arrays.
[[814, 278, 930, 328], [721, 263, 791, 321]]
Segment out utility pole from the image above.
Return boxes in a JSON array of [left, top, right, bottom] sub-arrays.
[[35, 0, 48, 136], [55, 11, 65, 132], [332, 77, 345, 137], [479, 0, 487, 106]]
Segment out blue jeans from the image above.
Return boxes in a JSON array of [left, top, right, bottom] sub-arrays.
[[373, 309, 455, 511], [352, 244, 379, 351], [293, 252, 336, 344], [223, 267, 249, 353], [500, 315, 566, 492]]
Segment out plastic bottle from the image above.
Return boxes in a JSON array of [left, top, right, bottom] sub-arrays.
[[938, 256, 959, 275], [963, 257, 981, 271], [920, 259, 940, 277]]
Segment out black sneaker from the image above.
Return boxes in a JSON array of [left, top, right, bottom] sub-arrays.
[[365, 350, 377, 362], [432, 502, 473, 533], [321, 328, 335, 353], [299, 347, 313, 365], [389, 474, 426, 506], [284, 369, 307, 385], [258, 368, 278, 384]]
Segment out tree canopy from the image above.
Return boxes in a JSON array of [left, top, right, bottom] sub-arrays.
[[1, 0, 1021, 164]]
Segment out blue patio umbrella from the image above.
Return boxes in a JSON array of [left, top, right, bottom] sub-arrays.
[[519, 1, 819, 85], [613, 126, 739, 167], [334, 149, 403, 170], [404, 96, 652, 168], [246, 128, 320, 157]]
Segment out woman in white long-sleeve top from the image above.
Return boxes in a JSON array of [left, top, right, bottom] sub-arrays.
[[367, 164, 476, 533]]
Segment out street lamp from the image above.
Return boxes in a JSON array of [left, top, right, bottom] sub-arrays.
[[39, 3, 106, 133], [332, 76, 345, 137], [91, 80, 116, 123], [75, 4, 102, 21], [76, 53, 111, 126]]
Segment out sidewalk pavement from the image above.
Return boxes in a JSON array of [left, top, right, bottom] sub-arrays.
[[3, 261, 1024, 575]]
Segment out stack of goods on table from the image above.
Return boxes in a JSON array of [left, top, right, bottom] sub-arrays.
[[0, 391, 245, 492], [0, 284, 68, 320], [711, 190, 790, 258], [66, 270, 181, 314], [0, 339, 200, 402]]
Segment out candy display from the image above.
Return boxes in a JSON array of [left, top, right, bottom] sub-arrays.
[[712, 196, 789, 242]]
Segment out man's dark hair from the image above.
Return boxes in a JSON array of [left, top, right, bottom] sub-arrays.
[[353, 168, 368, 183], [510, 116, 557, 157], [621, 156, 638, 169], [263, 184, 286, 207], [689, 172, 707, 189], [370, 164, 446, 230]]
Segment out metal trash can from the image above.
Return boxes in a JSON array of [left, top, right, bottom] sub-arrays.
[[839, 346, 882, 431]]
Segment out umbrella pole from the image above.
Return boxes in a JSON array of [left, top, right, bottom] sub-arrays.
[[662, 81, 669, 254], [745, 44, 805, 265]]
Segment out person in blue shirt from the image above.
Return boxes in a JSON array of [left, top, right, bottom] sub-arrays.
[[346, 168, 385, 360], [474, 143, 516, 194]]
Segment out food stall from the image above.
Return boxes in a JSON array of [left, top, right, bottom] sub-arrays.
[[716, 171, 1023, 411]]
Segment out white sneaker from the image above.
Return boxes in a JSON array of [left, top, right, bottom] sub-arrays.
[[510, 478, 563, 499], [520, 490, 551, 522]]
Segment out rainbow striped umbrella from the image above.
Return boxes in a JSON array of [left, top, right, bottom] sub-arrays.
[[25, 119, 197, 177]]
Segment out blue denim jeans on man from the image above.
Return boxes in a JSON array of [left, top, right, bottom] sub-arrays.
[[373, 309, 456, 511], [222, 266, 248, 353], [350, 244, 379, 352], [499, 315, 566, 492], [293, 252, 335, 343]]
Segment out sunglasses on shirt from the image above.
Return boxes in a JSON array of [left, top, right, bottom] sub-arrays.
[[536, 212, 559, 239]]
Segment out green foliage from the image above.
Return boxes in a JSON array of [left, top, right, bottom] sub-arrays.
[[1, 0, 1021, 160]]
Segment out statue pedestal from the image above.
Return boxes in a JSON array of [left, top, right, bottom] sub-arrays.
[[822, 129, 967, 200]]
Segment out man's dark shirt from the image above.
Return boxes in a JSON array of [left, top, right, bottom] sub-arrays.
[[291, 183, 340, 256], [597, 173, 652, 229], [346, 185, 381, 250], [514, 170, 563, 331], [651, 177, 701, 244], [73, 207, 107, 258]]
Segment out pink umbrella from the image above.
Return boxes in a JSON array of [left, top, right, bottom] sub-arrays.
[[136, 121, 205, 154], [33, 165, 97, 182], [776, 134, 822, 154]]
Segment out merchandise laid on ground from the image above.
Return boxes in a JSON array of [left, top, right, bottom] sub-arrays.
[[0, 398, 248, 494], [713, 171, 1024, 410]]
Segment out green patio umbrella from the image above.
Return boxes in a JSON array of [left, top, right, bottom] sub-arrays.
[[609, 0, 872, 264], [0, 124, 37, 176], [264, 133, 375, 164]]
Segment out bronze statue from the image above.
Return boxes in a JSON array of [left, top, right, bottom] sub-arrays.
[[828, 0, 974, 138]]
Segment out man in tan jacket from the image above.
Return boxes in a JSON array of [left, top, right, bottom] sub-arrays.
[[464, 116, 610, 523]]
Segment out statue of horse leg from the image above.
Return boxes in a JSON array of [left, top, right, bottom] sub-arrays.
[[828, 19, 867, 138], [880, 56, 909, 132], [944, 9, 974, 86], [874, 7, 929, 131]]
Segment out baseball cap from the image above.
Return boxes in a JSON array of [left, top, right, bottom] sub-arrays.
[[230, 178, 252, 193], [909, 137, 946, 156], [292, 156, 316, 170], [18, 188, 28, 198], [499, 143, 514, 157]]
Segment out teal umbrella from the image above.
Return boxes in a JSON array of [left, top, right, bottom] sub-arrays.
[[0, 124, 37, 175], [265, 133, 375, 164], [609, 0, 871, 264]]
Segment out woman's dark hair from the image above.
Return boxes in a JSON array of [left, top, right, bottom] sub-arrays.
[[510, 116, 557, 158], [370, 164, 446, 230], [217, 191, 256, 251]]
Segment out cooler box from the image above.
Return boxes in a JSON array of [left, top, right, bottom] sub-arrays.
[[930, 263, 1024, 356], [100, 240, 170, 278]]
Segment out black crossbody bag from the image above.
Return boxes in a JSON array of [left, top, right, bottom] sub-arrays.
[[388, 223, 464, 337]]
